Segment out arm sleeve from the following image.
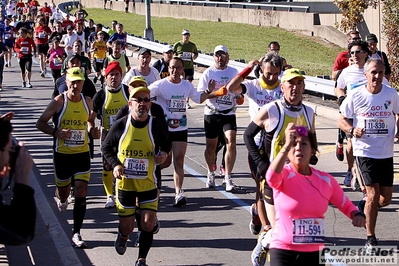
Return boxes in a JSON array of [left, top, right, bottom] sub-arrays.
[[266, 168, 284, 190], [244, 121, 266, 165], [328, 176, 358, 219], [152, 118, 171, 154], [115, 104, 129, 121]]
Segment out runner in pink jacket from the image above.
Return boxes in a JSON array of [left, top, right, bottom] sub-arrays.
[[266, 123, 366, 266]]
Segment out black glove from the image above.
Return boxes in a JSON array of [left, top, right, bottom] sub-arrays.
[[256, 161, 270, 180], [337, 95, 346, 106]]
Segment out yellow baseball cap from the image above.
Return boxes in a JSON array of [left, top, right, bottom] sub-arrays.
[[129, 86, 150, 99], [128, 76, 148, 87], [281, 68, 305, 83], [66, 67, 85, 82]]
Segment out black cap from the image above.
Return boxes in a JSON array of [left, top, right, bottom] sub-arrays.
[[138, 47, 151, 56], [66, 53, 80, 62], [366, 33, 378, 43]]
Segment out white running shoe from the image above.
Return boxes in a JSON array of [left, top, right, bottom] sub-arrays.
[[225, 176, 236, 192], [206, 172, 215, 188], [57, 200, 68, 213], [173, 191, 187, 207], [105, 195, 115, 208], [72, 232, 87, 248]]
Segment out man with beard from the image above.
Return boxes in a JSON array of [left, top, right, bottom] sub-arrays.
[[102, 85, 170, 266]]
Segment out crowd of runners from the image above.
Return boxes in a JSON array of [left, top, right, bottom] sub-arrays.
[[0, 1, 397, 266]]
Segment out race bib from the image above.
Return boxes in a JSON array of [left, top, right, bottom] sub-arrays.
[[95, 58, 104, 63], [123, 158, 149, 179], [292, 218, 324, 244], [4, 33, 11, 40], [181, 51, 192, 61], [216, 94, 233, 106], [38, 32, 46, 38], [32, 6, 37, 10], [64, 129, 86, 147], [108, 115, 116, 128], [363, 118, 388, 137], [168, 98, 186, 112], [53, 58, 62, 66], [20, 46, 29, 54]]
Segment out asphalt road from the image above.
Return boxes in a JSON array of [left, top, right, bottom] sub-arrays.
[[1, 54, 399, 266]]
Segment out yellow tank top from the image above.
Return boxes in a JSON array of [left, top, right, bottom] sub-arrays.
[[93, 40, 107, 59], [102, 87, 129, 130], [55, 93, 90, 154], [107, 54, 127, 76], [117, 116, 157, 192]]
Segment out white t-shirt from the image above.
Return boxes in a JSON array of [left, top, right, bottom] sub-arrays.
[[197, 65, 238, 115], [242, 78, 283, 121], [61, 33, 77, 55], [122, 67, 160, 86], [149, 78, 201, 132], [337, 64, 390, 94], [340, 84, 399, 158], [75, 31, 85, 52]]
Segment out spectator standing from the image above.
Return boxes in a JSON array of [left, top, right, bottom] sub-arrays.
[[366, 33, 391, 81]]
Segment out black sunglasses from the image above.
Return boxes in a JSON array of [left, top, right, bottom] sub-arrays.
[[131, 97, 151, 103]]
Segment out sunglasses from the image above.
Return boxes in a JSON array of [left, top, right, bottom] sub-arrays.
[[350, 50, 363, 55], [214, 53, 227, 58], [131, 97, 151, 103]]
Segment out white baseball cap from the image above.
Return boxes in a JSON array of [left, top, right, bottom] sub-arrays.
[[162, 45, 173, 53], [182, 29, 190, 35], [214, 45, 228, 54]]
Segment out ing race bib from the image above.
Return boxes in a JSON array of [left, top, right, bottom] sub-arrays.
[[292, 218, 324, 244]]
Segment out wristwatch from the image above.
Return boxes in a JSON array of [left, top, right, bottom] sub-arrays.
[[349, 127, 354, 135]]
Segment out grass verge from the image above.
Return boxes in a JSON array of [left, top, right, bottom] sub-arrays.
[[79, 8, 342, 76]]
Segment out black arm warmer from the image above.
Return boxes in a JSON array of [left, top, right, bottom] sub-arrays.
[[244, 122, 270, 179]]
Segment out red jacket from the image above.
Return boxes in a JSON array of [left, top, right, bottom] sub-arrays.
[[14, 37, 36, 58]]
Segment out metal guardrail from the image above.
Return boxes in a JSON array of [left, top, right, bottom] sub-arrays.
[[58, 1, 335, 99], [165, 0, 310, 12]]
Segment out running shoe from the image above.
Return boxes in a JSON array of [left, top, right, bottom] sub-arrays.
[[153, 216, 160, 234], [251, 230, 271, 266], [335, 142, 344, 161], [71, 233, 87, 248], [115, 233, 128, 255], [57, 200, 68, 213], [206, 172, 216, 188], [364, 236, 378, 255], [68, 188, 75, 204], [133, 231, 141, 247], [21, 81, 26, 88], [135, 259, 148, 266], [40, 71, 45, 78], [249, 203, 262, 235], [343, 170, 352, 187], [105, 195, 115, 208], [5, 63, 8, 67], [219, 165, 226, 176], [26, 83, 32, 88], [173, 191, 187, 207], [225, 176, 236, 192]]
